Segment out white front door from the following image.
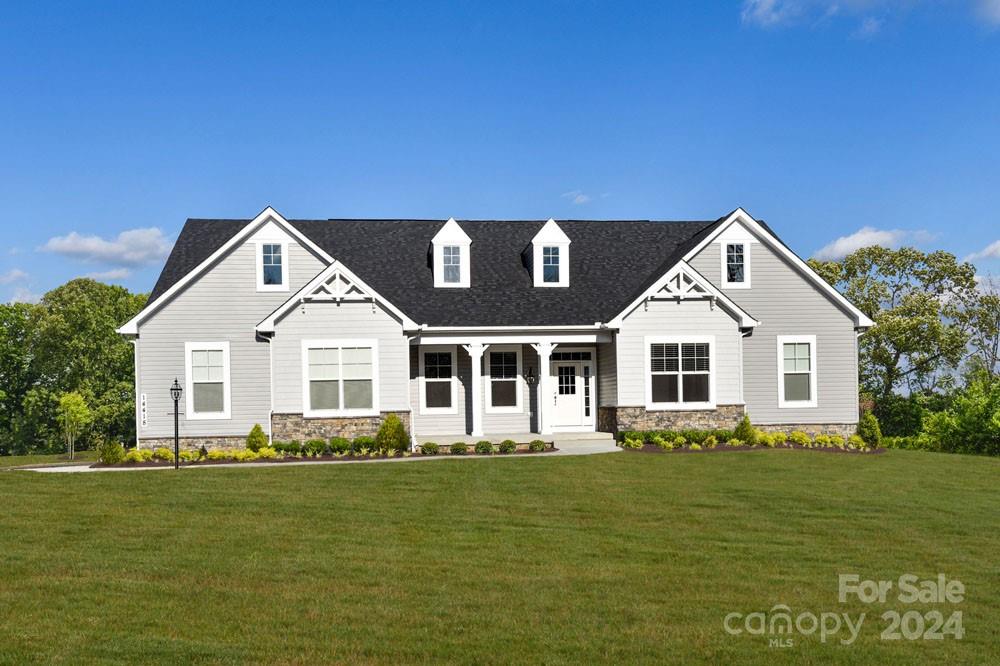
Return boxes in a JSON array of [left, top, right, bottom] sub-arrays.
[[550, 357, 595, 431]]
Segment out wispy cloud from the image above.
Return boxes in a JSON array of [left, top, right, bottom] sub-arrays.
[[965, 240, 1000, 262], [40, 227, 172, 267], [741, 0, 804, 27], [9, 287, 41, 304], [0, 268, 28, 285], [853, 16, 883, 38], [741, 1, 1000, 32], [976, 0, 1000, 25], [813, 226, 932, 261], [561, 190, 592, 205], [85, 268, 132, 282]]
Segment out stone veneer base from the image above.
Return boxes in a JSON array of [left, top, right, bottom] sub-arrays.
[[271, 411, 411, 442], [755, 423, 857, 439], [138, 436, 247, 450], [605, 404, 746, 433]]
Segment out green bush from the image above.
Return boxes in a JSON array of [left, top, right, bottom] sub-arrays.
[[528, 440, 546, 452], [475, 440, 495, 455], [874, 393, 925, 438], [498, 440, 517, 454], [789, 431, 811, 447], [97, 439, 126, 465], [246, 424, 268, 452], [689, 443, 702, 451], [352, 436, 376, 452], [848, 434, 866, 450], [420, 442, 439, 455], [620, 437, 643, 450], [179, 449, 201, 462], [124, 449, 148, 463], [650, 434, 672, 451], [257, 447, 278, 460], [303, 439, 326, 457], [829, 434, 846, 449], [329, 437, 351, 454], [673, 435, 687, 447], [206, 449, 230, 461], [152, 447, 173, 461], [814, 434, 832, 448], [728, 438, 743, 447], [704, 435, 718, 448], [734, 414, 757, 445], [857, 411, 883, 450], [450, 442, 468, 455], [376, 414, 409, 452], [232, 449, 259, 462], [712, 429, 734, 443]]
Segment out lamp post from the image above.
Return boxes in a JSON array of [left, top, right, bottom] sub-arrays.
[[170, 378, 182, 470]]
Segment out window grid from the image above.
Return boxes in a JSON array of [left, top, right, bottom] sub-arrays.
[[583, 366, 591, 417], [262, 243, 283, 285], [558, 365, 576, 395], [782, 342, 812, 402], [423, 351, 453, 410], [650, 342, 710, 404], [443, 246, 461, 284], [543, 246, 560, 283], [307, 345, 374, 412], [726, 243, 744, 283], [488, 351, 518, 408], [191, 349, 225, 413]]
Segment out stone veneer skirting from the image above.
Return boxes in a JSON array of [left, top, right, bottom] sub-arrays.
[[271, 411, 411, 442], [602, 404, 746, 433], [138, 436, 247, 450], [756, 423, 857, 439]]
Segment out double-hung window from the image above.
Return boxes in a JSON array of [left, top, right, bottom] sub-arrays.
[[303, 340, 378, 416], [443, 246, 462, 284], [542, 246, 560, 283], [646, 337, 714, 409], [777, 335, 817, 408], [185, 342, 231, 419], [722, 242, 750, 288], [420, 347, 457, 414], [486, 347, 521, 412], [257, 241, 288, 291]]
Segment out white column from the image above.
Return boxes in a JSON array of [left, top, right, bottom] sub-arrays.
[[464, 343, 486, 437], [532, 342, 553, 435]]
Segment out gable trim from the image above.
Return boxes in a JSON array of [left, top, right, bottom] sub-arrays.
[[117, 206, 334, 336], [683, 208, 875, 328]]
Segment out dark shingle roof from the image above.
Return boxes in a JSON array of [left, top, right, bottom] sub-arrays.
[[148, 216, 729, 327]]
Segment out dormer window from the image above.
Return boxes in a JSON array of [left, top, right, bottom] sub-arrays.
[[256, 240, 289, 291], [532, 219, 570, 287], [432, 218, 471, 288]]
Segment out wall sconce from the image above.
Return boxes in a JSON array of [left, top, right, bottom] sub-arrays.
[[526, 366, 536, 385]]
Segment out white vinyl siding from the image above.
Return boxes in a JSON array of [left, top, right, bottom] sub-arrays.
[[185, 342, 231, 419], [256, 240, 290, 292], [485, 345, 522, 413], [777, 335, 817, 408], [419, 346, 458, 415], [302, 341, 378, 417], [645, 337, 715, 410]]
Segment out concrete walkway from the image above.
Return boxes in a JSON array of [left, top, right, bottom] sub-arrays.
[[20, 437, 620, 473]]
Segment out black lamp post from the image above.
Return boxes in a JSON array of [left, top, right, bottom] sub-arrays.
[[170, 378, 182, 470]]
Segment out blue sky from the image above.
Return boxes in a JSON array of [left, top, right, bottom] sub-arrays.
[[2, 1, 999, 301]]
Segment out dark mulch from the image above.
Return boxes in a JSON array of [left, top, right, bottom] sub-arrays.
[[624, 443, 886, 455]]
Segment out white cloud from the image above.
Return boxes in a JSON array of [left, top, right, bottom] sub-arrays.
[[742, 1, 1000, 30], [85, 268, 132, 282], [976, 0, 1000, 25], [965, 240, 1000, 262], [0, 268, 28, 285], [561, 190, 591, 205], [812, 226, 929, 260], [40, 227, 172, 267], [9, 287, 41, 304], [741, 0, 803, 27]]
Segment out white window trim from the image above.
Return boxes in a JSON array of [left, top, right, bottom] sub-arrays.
[[533, 243, 570, 287], [301, 339, 380, 418], [721, 241, 751, 289], [184, 341, 232, 420], [419, 345, 458, 416], [256, 240, 290, 292], [777, 335, 818, 408], [644, 335, 716, 411], [484, 344, 523, 414]]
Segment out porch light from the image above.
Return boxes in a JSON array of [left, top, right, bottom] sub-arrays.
[[170, 378, 183, 403], [526, 366, 536, 385]]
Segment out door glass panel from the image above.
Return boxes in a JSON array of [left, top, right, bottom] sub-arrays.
[[558, 366, 576, 395]]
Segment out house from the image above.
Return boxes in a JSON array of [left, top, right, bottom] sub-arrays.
[[118, 207, 873, 448]]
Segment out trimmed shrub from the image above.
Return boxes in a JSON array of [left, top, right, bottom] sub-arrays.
[[814, 434, 833, 448], [829, 434, 846, 449], [734, 414, 757, 446], [728, 438, 744, 447], [305, 439, 327, 457], [528, 440, 546, 453], [352, 436, 376, 452], [689, 443, 702, 451], [673, 435, 687, 447], [329, 437, 351, 454], [420, 442, 440, 455], [206, 449, 230, 461], [704, 435, 718, 449], [232, 449, 259, 462], [620, 437, 643, 450], [152, 447, 173, 461], [789, 431, 811, 447], [475, 440, 495, 455], [97, 439, 126, 465], [376, 413, 409, 452], [848, 434, 866, 450], [246, 424, 268, 452], [857, 411, 883, 450], [713, 429, 734, 443], [650, 434, 673, 451], [450, 442, 468, 455], [498, 440, 517, 454], [179, 449, 200, 462], [124, 449, 147, 463], [257, 447, 278, 460]]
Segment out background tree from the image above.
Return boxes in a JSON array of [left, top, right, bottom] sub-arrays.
[[57, 391, 91, 460], [0, 303, 40, 454], [965, 276, 1000, 378]]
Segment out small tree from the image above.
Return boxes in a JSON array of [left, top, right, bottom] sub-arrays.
[[734, 413, 757, 445], [857, 410, 883, 450], [375, 414, 409, 452], [57, 392, 92, 460], [246, 424, 268, 452]]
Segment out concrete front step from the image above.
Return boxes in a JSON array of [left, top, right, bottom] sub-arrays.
[[415, 431, 615, 445]]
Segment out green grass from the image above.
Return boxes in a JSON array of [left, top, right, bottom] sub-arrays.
[[1, 450, 997, 664], [0, 450, 97, 468]]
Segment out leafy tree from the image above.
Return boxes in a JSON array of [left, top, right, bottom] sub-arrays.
[[808, 247, 977, 401], [965, 276, 1000, 379], [0, 303, 40, 454], [57, 391, 92, 460]]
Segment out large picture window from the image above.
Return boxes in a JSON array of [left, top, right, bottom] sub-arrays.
[[777, 335, 817, 408], [420, 346, 458, 414], [485, 346, 521, 412], [302, 340, 378, 416], [184, 342, 231, 420], [646, 337, 714, 409]]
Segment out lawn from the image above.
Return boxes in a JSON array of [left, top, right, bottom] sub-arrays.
[[0, 450, 97, 468], [1, 449, 997, 664]]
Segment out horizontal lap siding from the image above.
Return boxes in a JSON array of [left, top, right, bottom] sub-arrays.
[[137, 242, 325, 439], [482, 345, 537, 434], [409, 346, 471, 436], [688, 225, 859, 424], [271, 301, 409, 414], [616, 299, 743, 406], [597, 340, 617, 407]]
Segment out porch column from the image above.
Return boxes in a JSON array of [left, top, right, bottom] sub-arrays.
[[532, 342, 553, 435], [464, 343, 486, 437]]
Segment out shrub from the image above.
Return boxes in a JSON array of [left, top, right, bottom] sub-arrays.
[[857, 410, 883, 450], [124, 449, 146, 463], [673, 435, 687, 447], [874, 393, 924, 438], [287, 440, 302, 455], [450, 442, 468, 455], [179, 449, 200, 462], [713, 429, 734, 443], [789, 431, 811, 447], [529, 440, 546, 453], [352, 435, 376, 452], [689, 443, 702, 451], [232, 449, 259, 462], [814, 434, 833, 448], [728, 438, 743, 447], [620, 437, 643, 450], [420, 442, 440, 455], [376, 414, 409, 452], [650, 434, 673, 451], [152, 447, 173, 461], [329, 437, 351, 454], [246, 424, 268, 452], [704, 435, 718, 449], [305, 439, 327, 457], [498, 440, 517, 454], [206, 449, 230, 461], [734, 414, 757, 445], [97, 439, 126, 465], [257, 447, 278, 460], [848, 434, 866, 450], [829, 434, 846, 449], [475, 440, 495, 455]]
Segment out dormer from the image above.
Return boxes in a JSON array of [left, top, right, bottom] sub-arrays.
[[432, 218, 471, 288], [531, 219, 570, 287]]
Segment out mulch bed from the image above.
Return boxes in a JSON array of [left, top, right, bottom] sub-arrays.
[[624, 443, 886, 455]]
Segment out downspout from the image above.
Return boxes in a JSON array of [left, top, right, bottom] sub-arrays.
[[406, 334, 417, 451], [267, 333, 274, 446]]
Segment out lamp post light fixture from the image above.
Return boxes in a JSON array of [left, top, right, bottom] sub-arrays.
[[170, 378, 182, 470]]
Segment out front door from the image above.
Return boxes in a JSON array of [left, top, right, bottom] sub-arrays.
[[550, 358, 595, 431]]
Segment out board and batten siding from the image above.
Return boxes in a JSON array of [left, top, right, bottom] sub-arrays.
[[688, 222, 860, 425], [616, 299, 743, 407], [136, 240, 325, 440], [271, 301, 409, 414]]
